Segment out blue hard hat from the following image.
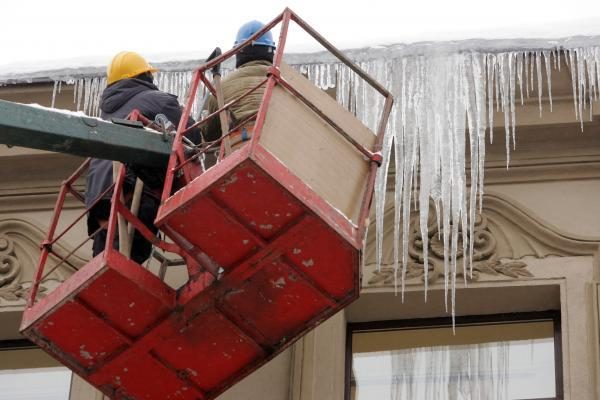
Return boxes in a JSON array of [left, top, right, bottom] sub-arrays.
[[234, 20, 276, 48]]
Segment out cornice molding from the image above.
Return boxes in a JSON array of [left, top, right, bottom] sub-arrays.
[[482, 193, 600, 257], [0, 218, 86, 308], [483, 159, 600, 184], [363, 192, 600, 289]]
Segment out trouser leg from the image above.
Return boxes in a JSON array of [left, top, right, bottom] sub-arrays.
[[130, 196, 159, 264], [92, 229, 107, 257], [88, 197, 159, 264]]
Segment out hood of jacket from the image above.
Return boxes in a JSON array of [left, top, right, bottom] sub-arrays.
[[100, 78, 159, 115]]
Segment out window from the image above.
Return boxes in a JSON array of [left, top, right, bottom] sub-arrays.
[[0, 340, 72, 400], [346, 312, 562, 400]]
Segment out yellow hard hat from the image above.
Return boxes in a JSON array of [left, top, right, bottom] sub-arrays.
[[106, 51, 159, 85]]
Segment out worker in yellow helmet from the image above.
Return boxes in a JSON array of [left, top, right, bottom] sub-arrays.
[[85, 51, 201, 263], [105, 51, 159, 85]]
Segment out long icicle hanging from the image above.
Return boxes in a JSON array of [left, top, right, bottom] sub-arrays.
[[365, 47, 600, 322]]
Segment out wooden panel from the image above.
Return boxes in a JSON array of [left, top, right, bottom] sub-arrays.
[[259, 65, 376, 223], [279, 63, 376, 149]]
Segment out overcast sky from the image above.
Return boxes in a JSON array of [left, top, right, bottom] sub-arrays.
[[2, 0, 600, 69]]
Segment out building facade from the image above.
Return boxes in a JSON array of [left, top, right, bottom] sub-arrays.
[[0, 47, 599, 399]]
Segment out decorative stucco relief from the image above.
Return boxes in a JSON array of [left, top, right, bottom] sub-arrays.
[[363, 192, 600, 288], [0, 218, 86, 307], [0, 234, 26, 301]]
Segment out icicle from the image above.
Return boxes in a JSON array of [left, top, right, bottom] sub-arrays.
[[417, 57, 433, 301], [361, 222, 369, 273], [451, 57, 466, 322], [530, 51, 535, 97], [584, 48, 595, 121], [535, 51, 543, 117], [497, 54, 511, 167], [394, 58, 407, 298], [393, 120, 404, 296], [469, 53, 487, 277], [508, 53, 517, 151], [567, 50, 579, 121], [486, 54, 495, 144], [51, 81, 59, 108], [494, 56, 501, 114], [524, 51, 531, 98], [87, 78, 96, 115], [543, 51, 553, 112], [374, 100, 394, 274], [83, 78, 92, 115], [592, 47, 600, 100], [578, 49, 587, 121], [38, 42, 600, 326], [476, 58, 487, 215], [441, 56, 458, 313], [73, 79, 78, 105], [575, 49, 586, 131], [326, 63, 333, 89], [400, 56, 419, 302], [516, 52, 524, 106], [588, 48, 598, 108], [77, 78, 84, 111], [463, 55, 475, 282]]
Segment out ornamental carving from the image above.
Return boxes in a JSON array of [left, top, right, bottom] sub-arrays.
[[367, 213, 533, 287], [0, 218, 86, 307], [0, 234, 26, 301], [363, 192, 600, 289]]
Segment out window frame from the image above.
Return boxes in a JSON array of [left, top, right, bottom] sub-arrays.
[[0, 339, 73, 400], [345, 311, 563, 400], [0, 339, 37, 351]]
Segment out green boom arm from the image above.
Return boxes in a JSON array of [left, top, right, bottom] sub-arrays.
[[0, 99, 172, 167]]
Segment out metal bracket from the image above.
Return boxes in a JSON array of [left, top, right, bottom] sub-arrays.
[[267, 66, 281, 79], [370, 152, 383, 167], [40, 240, 52, 252]]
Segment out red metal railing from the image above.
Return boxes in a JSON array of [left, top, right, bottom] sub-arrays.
[[27, 7, 393, 309], [161, 8, 393, 243], [25, 159, 217, 308]]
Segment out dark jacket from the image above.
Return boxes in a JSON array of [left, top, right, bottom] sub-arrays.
[[85, 78, 200, 208]]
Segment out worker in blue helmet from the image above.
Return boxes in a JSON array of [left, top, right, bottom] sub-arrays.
[[233, 20, 276, 68], [202, 21, 276, 148]]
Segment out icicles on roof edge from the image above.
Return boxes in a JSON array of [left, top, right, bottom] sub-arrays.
[[47, 46, 600, 320], [50, 70, 218, 119], [363, 47, 599, 323]]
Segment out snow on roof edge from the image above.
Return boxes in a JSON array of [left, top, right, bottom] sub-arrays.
[[3, 35, 600, 85]]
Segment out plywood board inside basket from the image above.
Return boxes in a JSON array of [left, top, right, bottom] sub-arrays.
[[258, 63, 377, 224], [279, 63, 376, 150]]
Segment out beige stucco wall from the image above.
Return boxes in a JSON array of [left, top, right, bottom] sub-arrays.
[[5, 172, 594, 399], [489, 180, 600, 237], [353, 256, 597, 399], [1, 66, 600, 400], [69, 350, 293, 399]]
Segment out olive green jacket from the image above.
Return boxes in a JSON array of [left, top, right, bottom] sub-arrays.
[[203, 60, 271, 141]]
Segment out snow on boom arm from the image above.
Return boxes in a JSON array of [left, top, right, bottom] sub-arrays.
[[0, 99, 172, 167]]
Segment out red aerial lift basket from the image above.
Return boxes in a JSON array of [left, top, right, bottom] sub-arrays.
[[21, 9, 393, 400]]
